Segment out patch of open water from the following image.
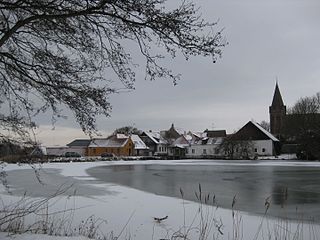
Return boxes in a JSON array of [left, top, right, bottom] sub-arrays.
[[86, 161, 320, 222]]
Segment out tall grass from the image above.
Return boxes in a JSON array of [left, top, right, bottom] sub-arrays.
[[0, 187, 114, 240], [158, 184, 319, 240]]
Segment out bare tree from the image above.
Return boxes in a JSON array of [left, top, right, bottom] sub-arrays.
[[113, 125, 141, 135], [0, 0, 226, 144], [259, 120, 270, 132], [218, 135, 254, 159], [284, 92, 320, 160], [288, 94, 320, 115]]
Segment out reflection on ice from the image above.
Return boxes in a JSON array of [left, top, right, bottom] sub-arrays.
[[87, 160, 320, 222]]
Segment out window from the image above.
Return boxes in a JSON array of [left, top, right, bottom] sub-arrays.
[[185, 148, 188, 154], [254, 148, 257, 152], [203, 149, 207, 155], [215, 149, 219, 154], [192, 149, 195, 154], [262, 148, 266, 153]]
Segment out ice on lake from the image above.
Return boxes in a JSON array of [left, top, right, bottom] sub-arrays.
[[1, 160, 319, 239]]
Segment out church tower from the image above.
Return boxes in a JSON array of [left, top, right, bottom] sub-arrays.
[[269, 83, 286, 139]]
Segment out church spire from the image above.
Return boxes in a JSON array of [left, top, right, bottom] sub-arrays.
[[269, 83, 286, 138], [271, 83, 284, 107]]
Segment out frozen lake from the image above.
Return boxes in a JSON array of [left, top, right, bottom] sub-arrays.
[[86, 160, 320, 222], [1, 160, 320, 239]]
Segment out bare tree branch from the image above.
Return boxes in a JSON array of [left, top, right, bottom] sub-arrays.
[[0, 0, 226, 143]]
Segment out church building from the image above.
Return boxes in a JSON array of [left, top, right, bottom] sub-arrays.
[[269, 83, 286, 140], [269, 83, 320, 159]]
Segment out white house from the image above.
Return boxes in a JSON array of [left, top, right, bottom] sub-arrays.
[[186, 137, 225, 158], [231, 121, 280, 157], [130, 134, 149, 156], [140, 131, 168, 156], [250, 121, 280, 156], [168, 135, 189, 158], [185, 130, 227, 158]]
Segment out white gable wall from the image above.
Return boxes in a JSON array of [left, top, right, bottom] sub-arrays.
[[155, 144, 168, 155], [186, 140, 275, 158], [252, 140, 274, 156], [186, 144, 221, 157]]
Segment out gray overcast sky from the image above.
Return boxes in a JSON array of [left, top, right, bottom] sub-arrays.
[[36, 0, 320, 146]]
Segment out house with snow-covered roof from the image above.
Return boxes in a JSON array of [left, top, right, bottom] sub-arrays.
[[139, 124, 187, 157], [168, 135, 189, 158], [88, 134, 134, 157], [130, 134, 149, 156], [140, 130, 168, 156], [160, 123, 181, 141], [66, 139, 91, 156], [230, 120, 280, 157], [185, 131, 205, 144], [161, 123, 192, 158], [186, 130, 226, 158]]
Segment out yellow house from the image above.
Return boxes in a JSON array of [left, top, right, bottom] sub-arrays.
[[88, 134, 134, 157]]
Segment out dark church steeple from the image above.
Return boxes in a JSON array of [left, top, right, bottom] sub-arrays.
[[269, 83, 286, 138], [271, 83, 285, 107]]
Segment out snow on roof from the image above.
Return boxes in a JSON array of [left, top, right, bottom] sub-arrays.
[[191, 131, 207, 138], [131, 135, 149, 150], [184, 134, 193, 141], [89, 137, 128, 148], [46, 146, 69, 149], [190, 137, 225, 146], [251, 121, 279, 142], [116, 134, 128, 139], [175, 127, 186, 135], [143, 131, 168, 144], [172, 135, 189, 147], [158, 136, 168, 144], [174, 144, 188, 149], [143, 131, 159, 144], [207, 137, 224, 145], [88, 138, 107, 147], [67, 139, 91, 147]]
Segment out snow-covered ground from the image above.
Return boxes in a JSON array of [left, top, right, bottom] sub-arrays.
[[0, 160, 320, 240], [0, 233, 92, 240]]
